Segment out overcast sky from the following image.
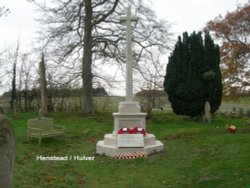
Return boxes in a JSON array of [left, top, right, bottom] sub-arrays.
[[0, 0, 248, 48], [153, 0, 248, 34], [0, 0, 248, 95]]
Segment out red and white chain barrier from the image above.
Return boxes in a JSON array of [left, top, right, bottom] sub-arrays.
[[114, 152, 148, 159]]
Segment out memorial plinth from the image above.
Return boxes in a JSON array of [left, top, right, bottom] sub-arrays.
[[96, 100, 164, 157], [96, 7, 164, 157]]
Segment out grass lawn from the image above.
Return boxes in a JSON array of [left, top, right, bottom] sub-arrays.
[[8, 112, 250, 188]]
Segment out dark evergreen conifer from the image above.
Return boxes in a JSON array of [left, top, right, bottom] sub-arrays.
[[164, 32, 222, 118]]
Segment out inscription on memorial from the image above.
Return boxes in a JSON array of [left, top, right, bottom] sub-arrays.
[[117, 134, 144, 148]]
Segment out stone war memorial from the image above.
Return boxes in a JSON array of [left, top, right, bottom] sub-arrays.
[[96, 7, 164, 157], [0, 114, 15, 188]]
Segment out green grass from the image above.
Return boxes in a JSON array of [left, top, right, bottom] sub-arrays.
[[7, 112, 250, 188]]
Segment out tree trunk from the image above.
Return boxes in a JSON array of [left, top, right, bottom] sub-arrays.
[[10, 39, 20, 116], [10, 63, 16, 114], [11, 56, 17, 113], [81, 0, 95, 114], [17, 91, 22, 112], [24, 86, 28, 112], [39, 53, 48, 116]]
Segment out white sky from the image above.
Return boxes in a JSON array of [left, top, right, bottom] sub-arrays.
[[153, 0, 248, 35], [0, 0, 248, 47], [0, 0, 248, 95]]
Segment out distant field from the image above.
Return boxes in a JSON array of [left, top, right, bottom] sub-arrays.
[[1, 96, 249, 114], [95, 96, 250, 115]]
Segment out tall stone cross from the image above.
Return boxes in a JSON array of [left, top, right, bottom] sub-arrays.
[[120, 7, 138, 102]]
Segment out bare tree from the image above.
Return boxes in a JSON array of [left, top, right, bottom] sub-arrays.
[[10, 40, 20, 114], [0, 51, 4, 82], [20, 53, 33, 112], [31, 0, 172, 114], [0, 6, 10, 17], [39, 53, 48, 116]]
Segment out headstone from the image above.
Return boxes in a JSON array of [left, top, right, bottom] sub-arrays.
[[204, 101, 211, 123], [0, 114, 15, 188], [247, 119, 250, 126]]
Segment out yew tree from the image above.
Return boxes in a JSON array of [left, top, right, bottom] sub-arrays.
[[164, 32, 222, 119], [206, 2, 250, 99]]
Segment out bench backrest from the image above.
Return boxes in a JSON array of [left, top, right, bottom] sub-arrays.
[[28, 117, 54, 130]]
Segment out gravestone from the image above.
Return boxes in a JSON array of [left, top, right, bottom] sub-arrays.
[[203, 101, 211, 123], [0, 114, 15, 188], [96, 7, 164, 157]]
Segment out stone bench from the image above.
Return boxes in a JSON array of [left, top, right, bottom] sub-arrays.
[[0, 114, 15, 188], [27, 117, 66, 144]]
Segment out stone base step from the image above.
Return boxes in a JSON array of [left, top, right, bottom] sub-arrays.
[[103, 133, 157, 147], [96, 139, 164, 157]]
